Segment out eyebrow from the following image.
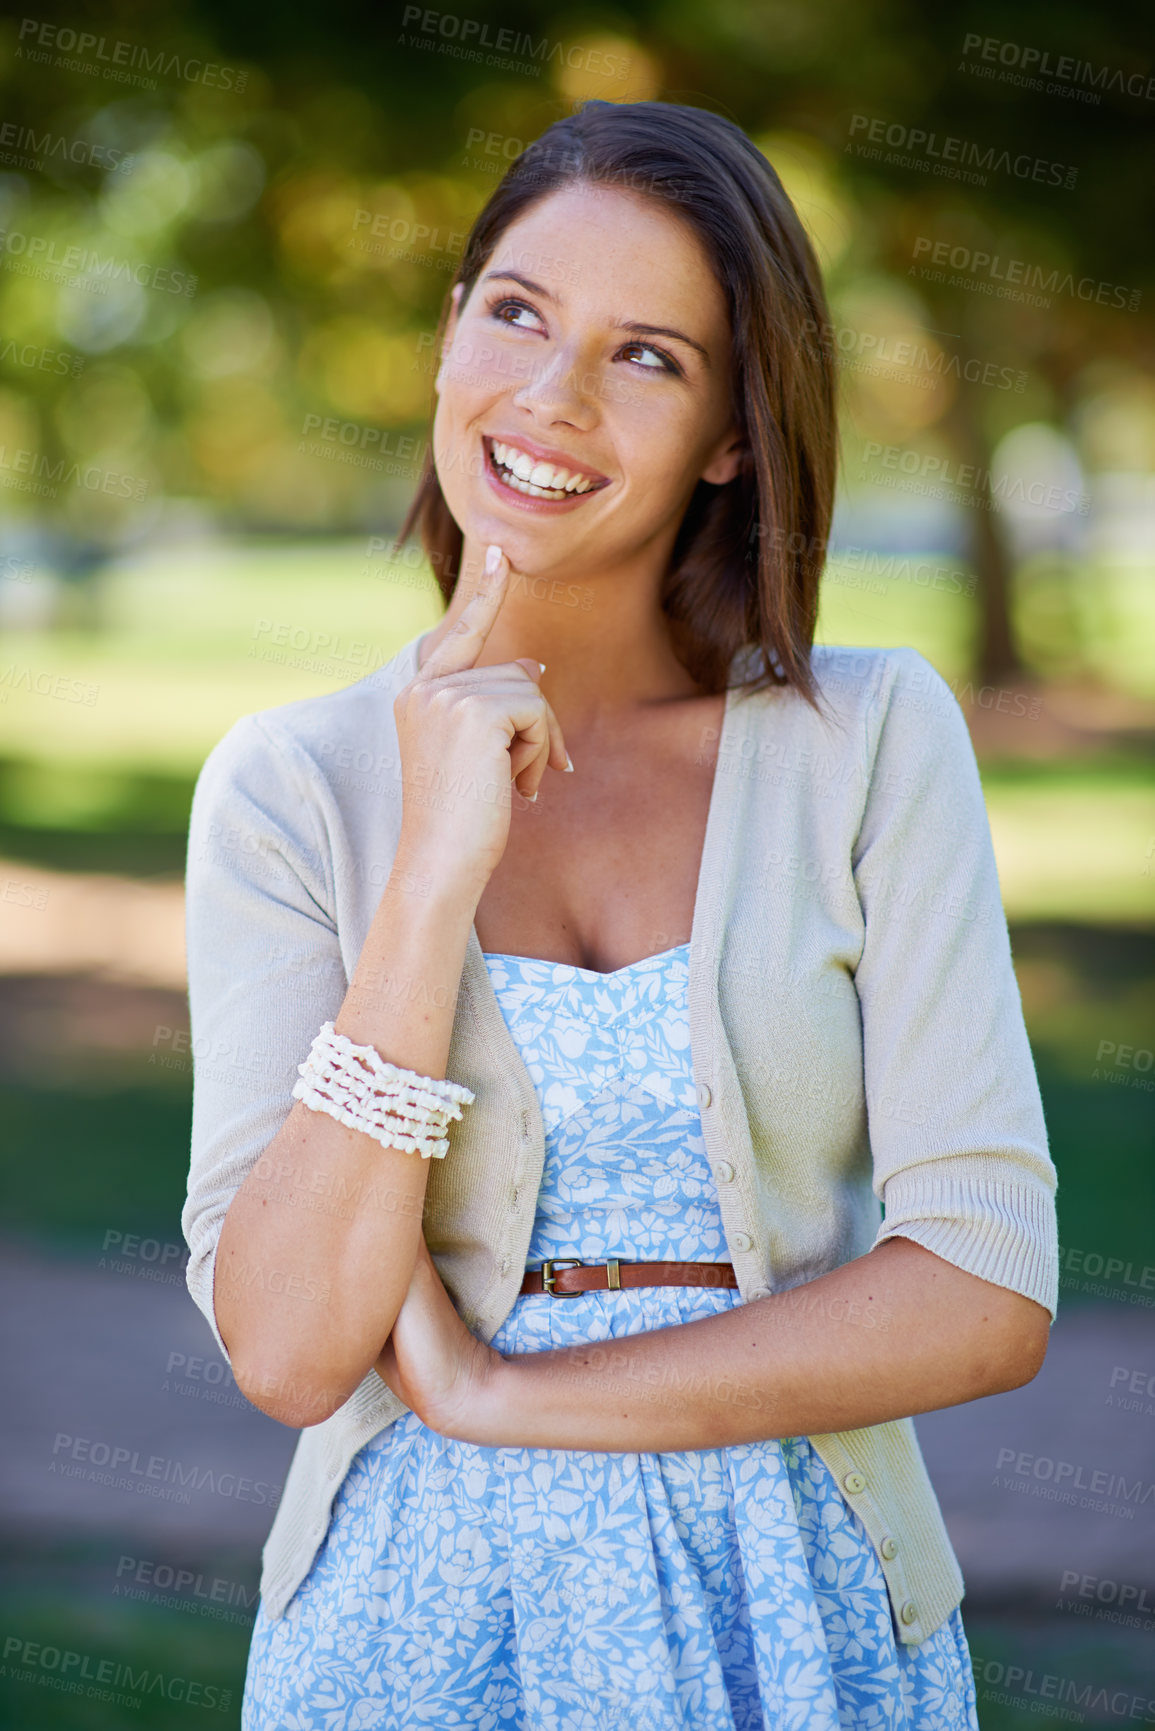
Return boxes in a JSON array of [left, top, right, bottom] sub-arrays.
[[481, 270, 711, 366]]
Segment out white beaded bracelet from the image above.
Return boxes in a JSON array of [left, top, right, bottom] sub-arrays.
[[297, 1046, 457, 1124], [311, 1023, 474, 1106], [293, 1079, 450, 1156], [292, 1075, 454, 1157], [291, 1021, 475, 1158]]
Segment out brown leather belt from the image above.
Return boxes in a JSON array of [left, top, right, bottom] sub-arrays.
[[520, 1258, 739, 1297]]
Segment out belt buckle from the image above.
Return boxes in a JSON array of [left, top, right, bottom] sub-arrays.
[[540, 1258, 584, 1296]]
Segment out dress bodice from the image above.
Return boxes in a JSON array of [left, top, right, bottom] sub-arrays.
[[482, 943, 729, 1270]]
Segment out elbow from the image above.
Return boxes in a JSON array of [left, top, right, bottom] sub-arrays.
[[984, 1295, 1052, 1396], [214, 1286, 356, 1427], [231, 1352, 353, 1429]]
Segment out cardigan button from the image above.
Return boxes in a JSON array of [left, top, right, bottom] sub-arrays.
[[697, 1083, 713, 1109], [716, 1161, 735, 1183], [842, 1471, 867, 1496], [880, 1536, 898, 1560], [732, 1232, 753, 1253], [900, 1600, 918, 1626]]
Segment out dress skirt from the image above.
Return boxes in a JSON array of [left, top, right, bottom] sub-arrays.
[[242, 945, 979, 1730]]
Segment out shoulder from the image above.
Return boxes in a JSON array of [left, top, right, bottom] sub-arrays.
[[808, 646, 969, 776], [731, 643, 960, 749], [726, 646, 976, 827], [806, 648, 984, 837], [809, 643, 956, 719]]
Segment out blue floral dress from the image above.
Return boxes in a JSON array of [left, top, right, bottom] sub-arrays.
[[243, 945, 979, 1731]]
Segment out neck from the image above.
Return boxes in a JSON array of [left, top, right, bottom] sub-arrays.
[[422, 535, 709, 729]]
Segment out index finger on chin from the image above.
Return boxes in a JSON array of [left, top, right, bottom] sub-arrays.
[[416, 545, 510, 680]]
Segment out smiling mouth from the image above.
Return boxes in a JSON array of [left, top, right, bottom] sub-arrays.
[[484, 437, 609, 501]]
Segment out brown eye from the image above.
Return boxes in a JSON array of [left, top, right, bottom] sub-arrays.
[[619, 341, 677, 374], [491, 298, 543, 331]]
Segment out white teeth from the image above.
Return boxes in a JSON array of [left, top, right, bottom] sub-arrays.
[[505, 473, 566, 498], [487, 438, 600, 496]]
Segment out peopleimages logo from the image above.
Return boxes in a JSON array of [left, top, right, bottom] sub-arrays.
[[971, 1654, 1155, 1724], [16, 19, 248, 92], [50, 1433, 281, 1508], [846, 114, 1078, 190], [960, 33, 1155, 103], [2, 1633, 232, 1712], [993, 1446, 1154, 1519], [0, 229, 197, 296], [115, 1554, 258, 1613], [800, 315, 1026, 393], [0, 120, 134, 174], [859, 441, 1091, 514], [1058, 1569, 1155, 1618], [911, 237, 1142, 312], [0, 335, 85, 375], [397, 7, 630, 81]]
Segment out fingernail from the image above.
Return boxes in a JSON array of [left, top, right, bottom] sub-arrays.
[[538, 661, 547, 674], [526, 790, 538, 803], [564, 753, 574, 772], [485, 544, 502, 576]]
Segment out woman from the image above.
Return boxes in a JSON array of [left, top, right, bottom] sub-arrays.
[[183, 101, 1058, 1729]]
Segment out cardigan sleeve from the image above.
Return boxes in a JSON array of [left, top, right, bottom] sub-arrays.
[[180, 713, 348, 1361], [851, 649, 1059, 1319]]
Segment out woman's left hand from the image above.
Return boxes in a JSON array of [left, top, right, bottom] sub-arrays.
[[374, 1237, 503, 1437]]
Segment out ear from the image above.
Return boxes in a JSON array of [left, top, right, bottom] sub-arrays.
[[434, 283, 465, 395], [700, 427, 746, 487]]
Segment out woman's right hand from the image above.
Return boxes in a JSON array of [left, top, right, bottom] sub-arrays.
[[392, 544, 570, 890]]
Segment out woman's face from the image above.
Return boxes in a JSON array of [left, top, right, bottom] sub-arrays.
[[432, 182, 743, 580]]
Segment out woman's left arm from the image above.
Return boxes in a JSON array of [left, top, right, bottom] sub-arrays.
[[378, 1234, 1050, 1451], [378, 650, 1057, 1447]]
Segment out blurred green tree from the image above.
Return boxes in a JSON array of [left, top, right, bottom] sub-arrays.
[[0, 0, 1150, 680]]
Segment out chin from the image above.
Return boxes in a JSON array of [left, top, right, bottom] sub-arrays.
[[457, 512, 562, 578]]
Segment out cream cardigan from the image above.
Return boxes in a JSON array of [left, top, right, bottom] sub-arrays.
[[182, 631, 1058, 1641]]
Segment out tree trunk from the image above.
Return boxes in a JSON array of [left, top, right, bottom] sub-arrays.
[[921, 291, 1023, 684]]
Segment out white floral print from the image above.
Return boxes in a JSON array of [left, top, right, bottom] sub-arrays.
[[243, 945, 978, 1730]]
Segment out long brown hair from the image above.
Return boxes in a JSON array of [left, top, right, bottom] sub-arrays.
[[398, 100, 837, 705]]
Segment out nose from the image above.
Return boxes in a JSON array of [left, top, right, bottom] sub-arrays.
[[508, 341, 601, 431]]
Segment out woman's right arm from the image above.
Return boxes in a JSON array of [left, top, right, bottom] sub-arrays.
[[213, 858, 482, 1427], [210, 548, 568, 1427]]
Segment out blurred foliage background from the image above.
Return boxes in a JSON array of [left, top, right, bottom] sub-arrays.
[[0, 0, 1153, 876], [0, 0, 1152, 1726]]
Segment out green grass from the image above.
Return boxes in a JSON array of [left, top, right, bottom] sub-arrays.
[[980, 759, 1155, 925], [0, 1589, 1146, 1731], [0, 1080, 194, 1254], [2, 1588, 1147, 1731], [1042, 1060, 1155, 1267], [0, 757, 195, 875], [0, 539, 444, 775], [0, 1587, 250, 1730], [963, 1612, 1154, 1730], [1008, 923, 1155, 1274]]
